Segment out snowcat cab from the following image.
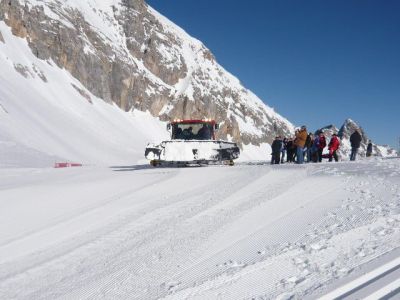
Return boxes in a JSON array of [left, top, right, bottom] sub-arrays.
[[145, 119, 240, 166]]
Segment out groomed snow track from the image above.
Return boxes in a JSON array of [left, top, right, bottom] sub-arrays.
[[0, 159, 399, 299]]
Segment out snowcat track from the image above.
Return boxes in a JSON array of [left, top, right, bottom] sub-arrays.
[[149, 159, 235, 167]]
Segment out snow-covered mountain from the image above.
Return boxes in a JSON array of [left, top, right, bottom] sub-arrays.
[[0, 0, 293, 149], [338, 119, 397, 158], [315, 119, 398, 159]]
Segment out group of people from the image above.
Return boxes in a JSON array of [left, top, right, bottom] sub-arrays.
[[271, 126, 369, 164]]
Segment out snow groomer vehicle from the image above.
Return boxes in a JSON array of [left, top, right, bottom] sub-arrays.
[[145, 119, 240, 166]]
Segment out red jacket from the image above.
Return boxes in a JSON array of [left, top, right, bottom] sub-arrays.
[[328, 136, 340, 151], [318, 136, 326, 149]]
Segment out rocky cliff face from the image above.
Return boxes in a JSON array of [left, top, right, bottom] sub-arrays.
[[0, 0, 294, 146]]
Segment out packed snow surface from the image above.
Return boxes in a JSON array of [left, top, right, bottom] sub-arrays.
[[0, 158, 399, 299]]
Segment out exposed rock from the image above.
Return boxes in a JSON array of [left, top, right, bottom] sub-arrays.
[[71, 83, 92, 104], [14, 63, 32, 78], [0, 29, 4, 43], [1, 0, 169, 111], [315, 119, 397, 158], [338, 119, 397, 157], [32, 64, 47, 82], [338, 118, 369, 157], [315, 124, 339, 141], [0, 103, 8, 113]]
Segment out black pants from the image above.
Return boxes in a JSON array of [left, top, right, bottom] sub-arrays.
[[350, 148, 358, 161], [311, 150, 318, 162], [281, 151, 285, 163], [286, 150, 293, 162], [271, 152, 281, 164], [317, 149, 323, 162], [329, 150, 338, 162]]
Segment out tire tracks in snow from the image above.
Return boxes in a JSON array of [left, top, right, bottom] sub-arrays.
[[0, 168, 179, 249], [58, 165, 282, 300], [2, 161, 398, 300], [161, 162, 400, 299], [0, 165, 271, 299], [117, 166, 309, 300], [271, 164, 400, 299], [0, 167, 180, 280], [163, 171, 346, 298], [3, 165, 306, 300], [261, 164, 400, 299]]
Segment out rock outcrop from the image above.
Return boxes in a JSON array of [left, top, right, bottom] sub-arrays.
[[338, 119, 397, 157], [315, 119, 397, 158]]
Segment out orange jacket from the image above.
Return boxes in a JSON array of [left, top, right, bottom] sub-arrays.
[[295, 129, 307, 147]]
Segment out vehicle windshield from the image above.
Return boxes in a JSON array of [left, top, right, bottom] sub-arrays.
[[172, 122, 213, 140]]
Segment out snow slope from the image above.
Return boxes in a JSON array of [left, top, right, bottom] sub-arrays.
[[0, 159, 399, 299], [0, 21, 168, 167]]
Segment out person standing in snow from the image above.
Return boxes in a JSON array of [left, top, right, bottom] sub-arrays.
[[311, 134, 319, 162], [316, 132, 327, 162], [328, 133, 340, 162], [294, 126, 307, 164], [304, 133, 314, 163], [271, 136, 283, 164], [292, 136, 298, 162], [281, 138, 288, 163], [286, 138, 295, 162], [350, 129, 362, 161], [366, 140, 373, 157]]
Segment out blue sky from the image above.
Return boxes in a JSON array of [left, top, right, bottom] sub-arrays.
[[147, 0, 400, 149]]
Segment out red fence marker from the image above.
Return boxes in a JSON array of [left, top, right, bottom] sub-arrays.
[[54, 162, 83, 168]]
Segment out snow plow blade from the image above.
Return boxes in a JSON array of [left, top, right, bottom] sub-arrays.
[[145, 140, 240, 165]]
